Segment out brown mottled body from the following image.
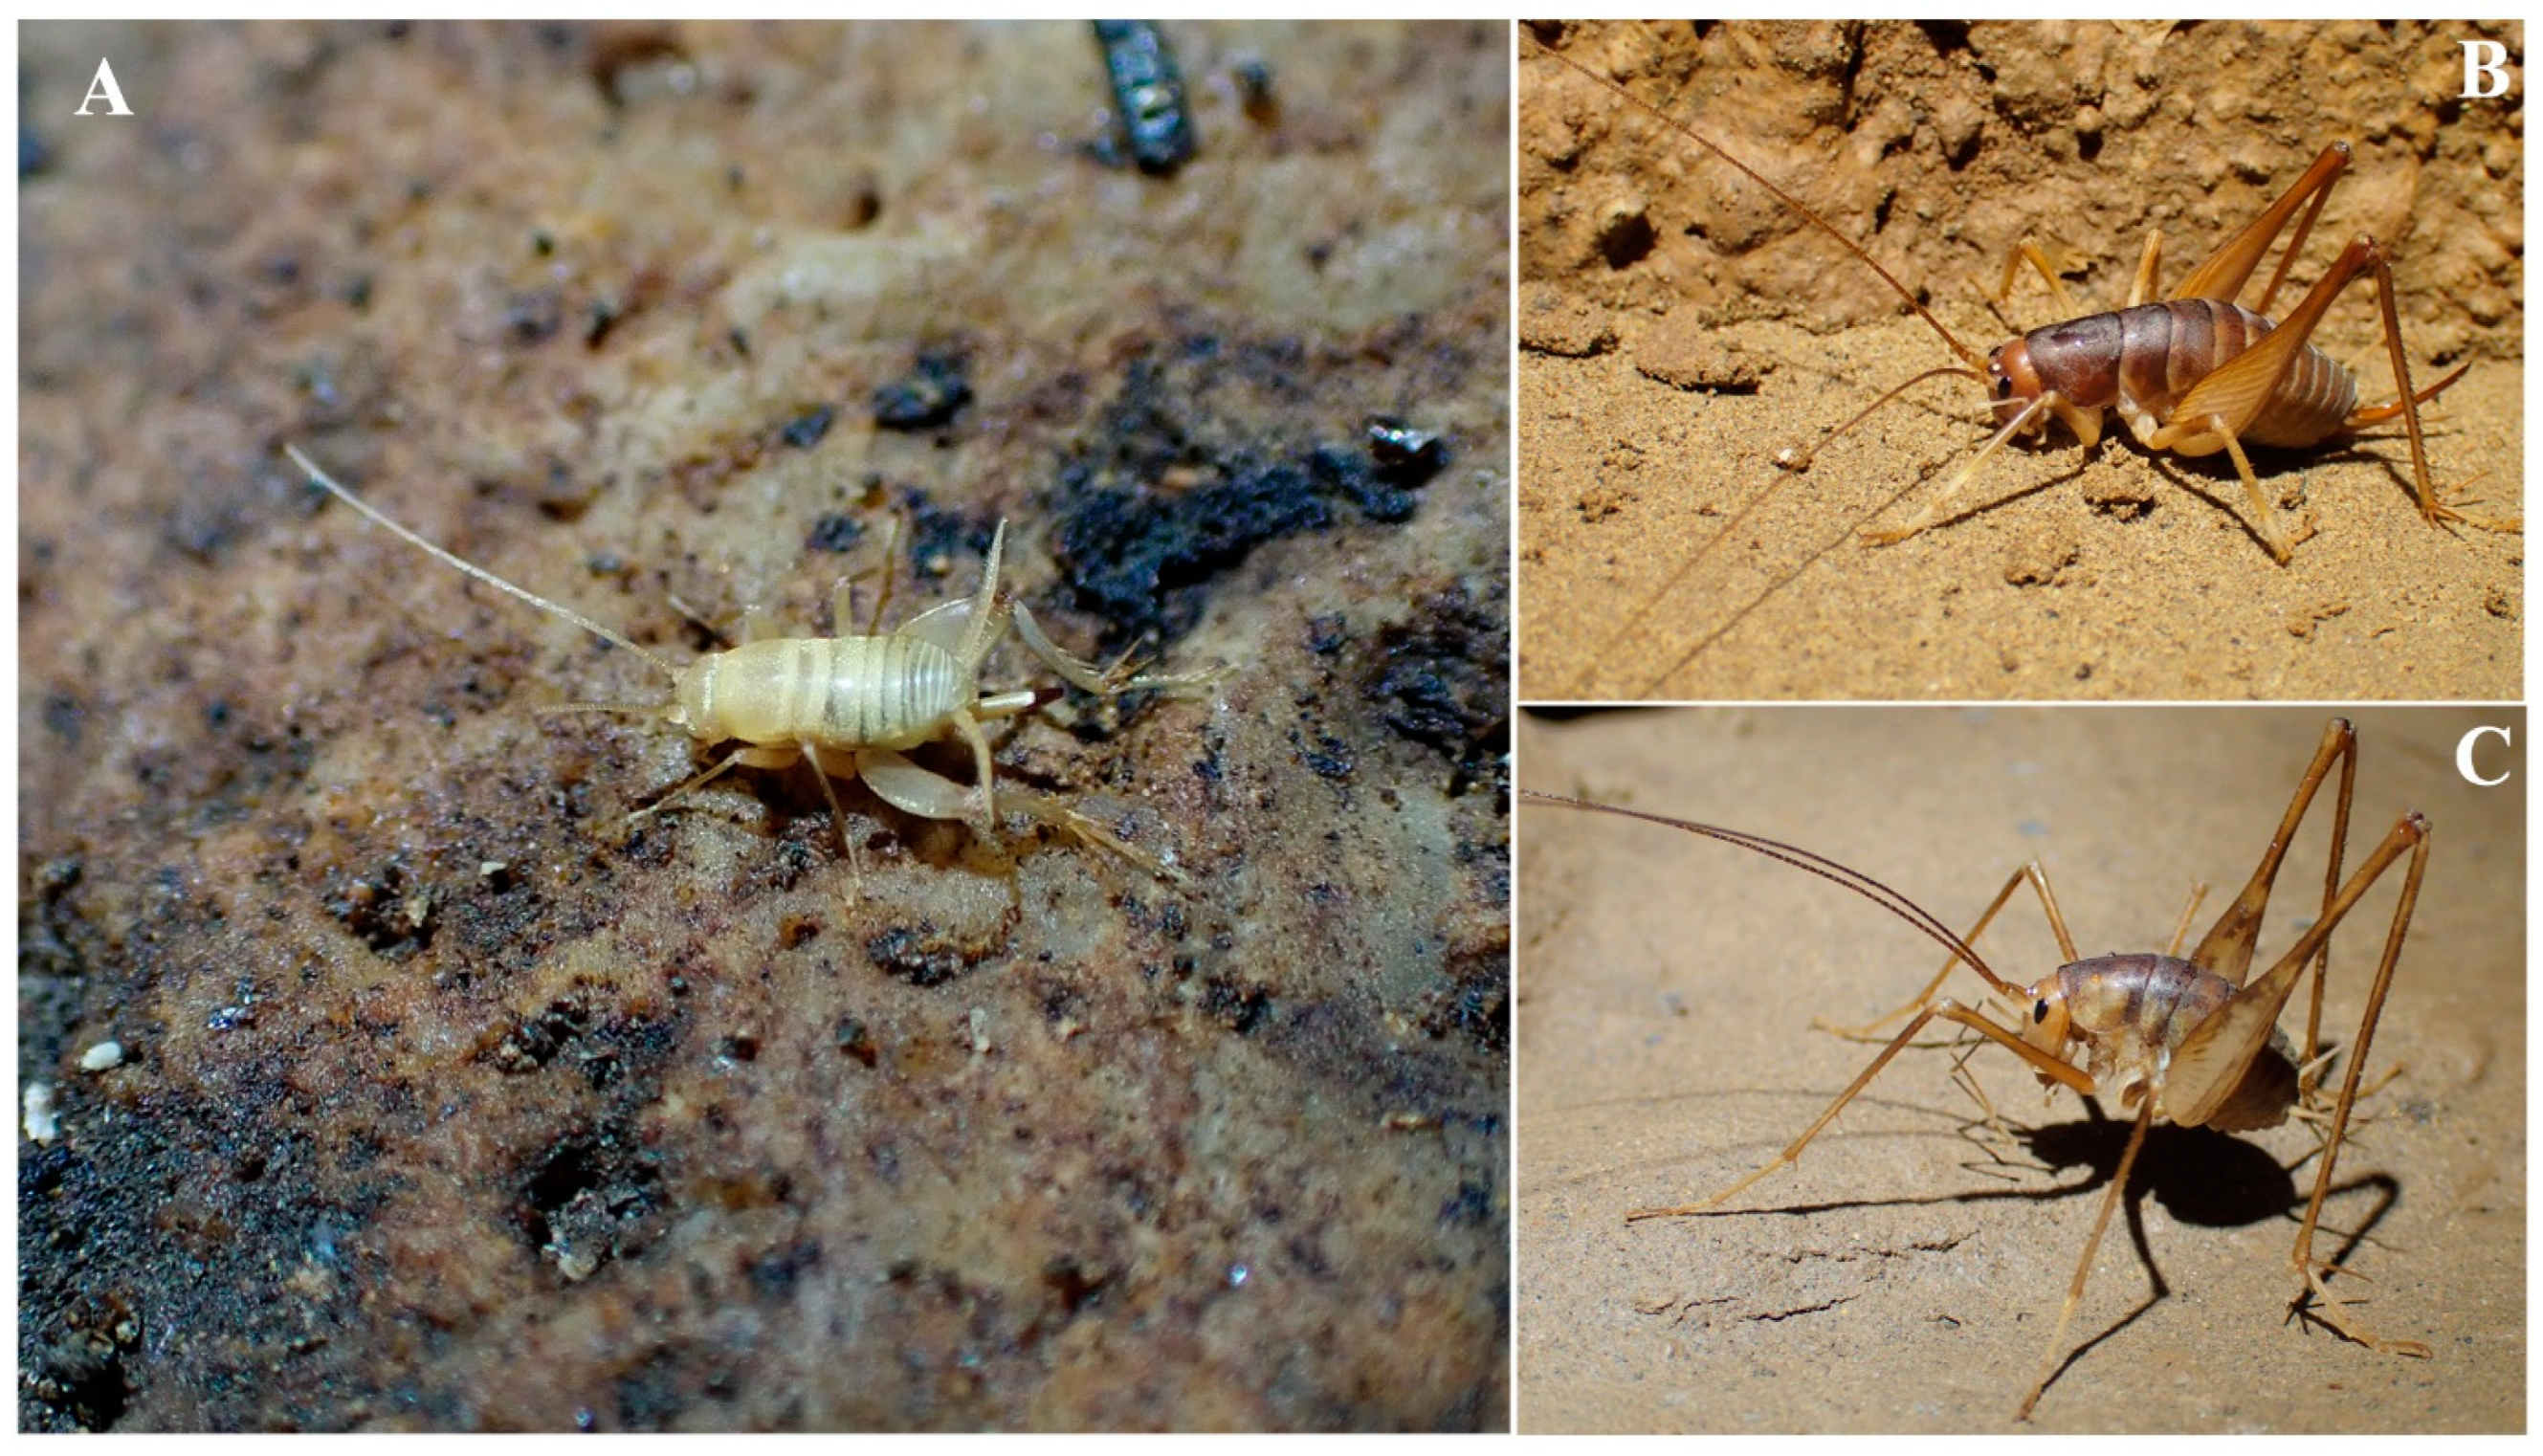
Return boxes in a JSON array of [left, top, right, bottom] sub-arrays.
[[2042, 951, 2298, 1134], [2012, 300, 2357, 450]]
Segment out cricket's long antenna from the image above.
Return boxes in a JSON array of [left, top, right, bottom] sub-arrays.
[[1521, 788, 2017, 997], [285, 444, 681, 684], [1593, 363, 1979, 695], [1778, 366, 1985, 472], [1528, 33, 1989, 375]]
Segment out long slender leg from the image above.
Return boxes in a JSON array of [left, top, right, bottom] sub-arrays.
[[2247, 154, 2338, 318], [2360, 242, 2436, 526], [1860, 391, 2066, 546], [2342, 360, 2470, 427], [2124, 227, 2164, 309], [2356, 244, 2518, 533], [665, 591, 731, 647], [998, 784, 1186, 884], [835, 512, 905, 636], [1888, 866, 2080, 1141], [1002, 593, 1130, 692], [872, 513, 903, 634], [1817, 860, 2078, 1038], [2170, 810, 2429, 1127], [2288, 821, 2434, 1357], [1629, 999, 2094, 1220], [948, 709, 999, 832], [2303, 728, 2355, 1096], [828, 577, 857, 639], [626, 746, 776, 823], [857, 746, 986, 827], [2340, 352, 2496, 543], [2015, 1091, 2159, 1422], [2191, 417, 2312, 564], [535, 700, 669, 720], [1006, 593, 1225, 696], [801, 739, 863, 905], [2105, 401, 2309, 563], [2142, 238, 2374, 559], [2168, 142, 2350, 307], [852, 749, 1183, 884], [952, 521, 1010, 670], [2161, 880, 2210, 958], [1996, 238, 2090, 321], [2156, 233, 2513, 547], [2189, 717, 2354, 987]]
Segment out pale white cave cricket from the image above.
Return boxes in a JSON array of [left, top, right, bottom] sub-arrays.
[[287, 445, 1219, 901]]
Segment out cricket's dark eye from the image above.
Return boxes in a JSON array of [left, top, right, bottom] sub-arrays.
[[2033, 999, 2050, 1024], [1996, 375, 2013, 399]]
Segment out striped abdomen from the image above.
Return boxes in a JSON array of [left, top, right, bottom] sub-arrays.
[[676, 635, 970, 751], [2022, 300, 2357, 447], [2051, 952, 2298, 1133]]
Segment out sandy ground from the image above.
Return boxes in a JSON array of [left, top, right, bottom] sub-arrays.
[[21, 21, 1508, 1431], [1518, 21, 2523, 701], [1515, 707, 2524, 1432]]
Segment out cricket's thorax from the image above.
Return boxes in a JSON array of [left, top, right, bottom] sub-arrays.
[[2051, 951, 2299, 1132]]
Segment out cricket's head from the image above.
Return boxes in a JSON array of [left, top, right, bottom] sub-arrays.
[[2018, 973, 2073, 1077], [1985, 339, 2046, 428], [662, 679, 702, 738]]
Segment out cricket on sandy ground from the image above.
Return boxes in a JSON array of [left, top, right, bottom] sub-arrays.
[[1523, 717, 2432, 1421]]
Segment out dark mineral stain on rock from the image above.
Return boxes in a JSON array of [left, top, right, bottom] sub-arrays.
[[865, 923, 974, 988], [1368, 585, 1509, 794], [1049, 354, 1450, 655], [870, 351, 973, 432]]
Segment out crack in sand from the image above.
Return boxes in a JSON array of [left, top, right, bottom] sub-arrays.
[[1783, 1230, 1975, 1265], [1746, 1295, 1859, 1324], [1634, 1292, 1735, 1326]]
